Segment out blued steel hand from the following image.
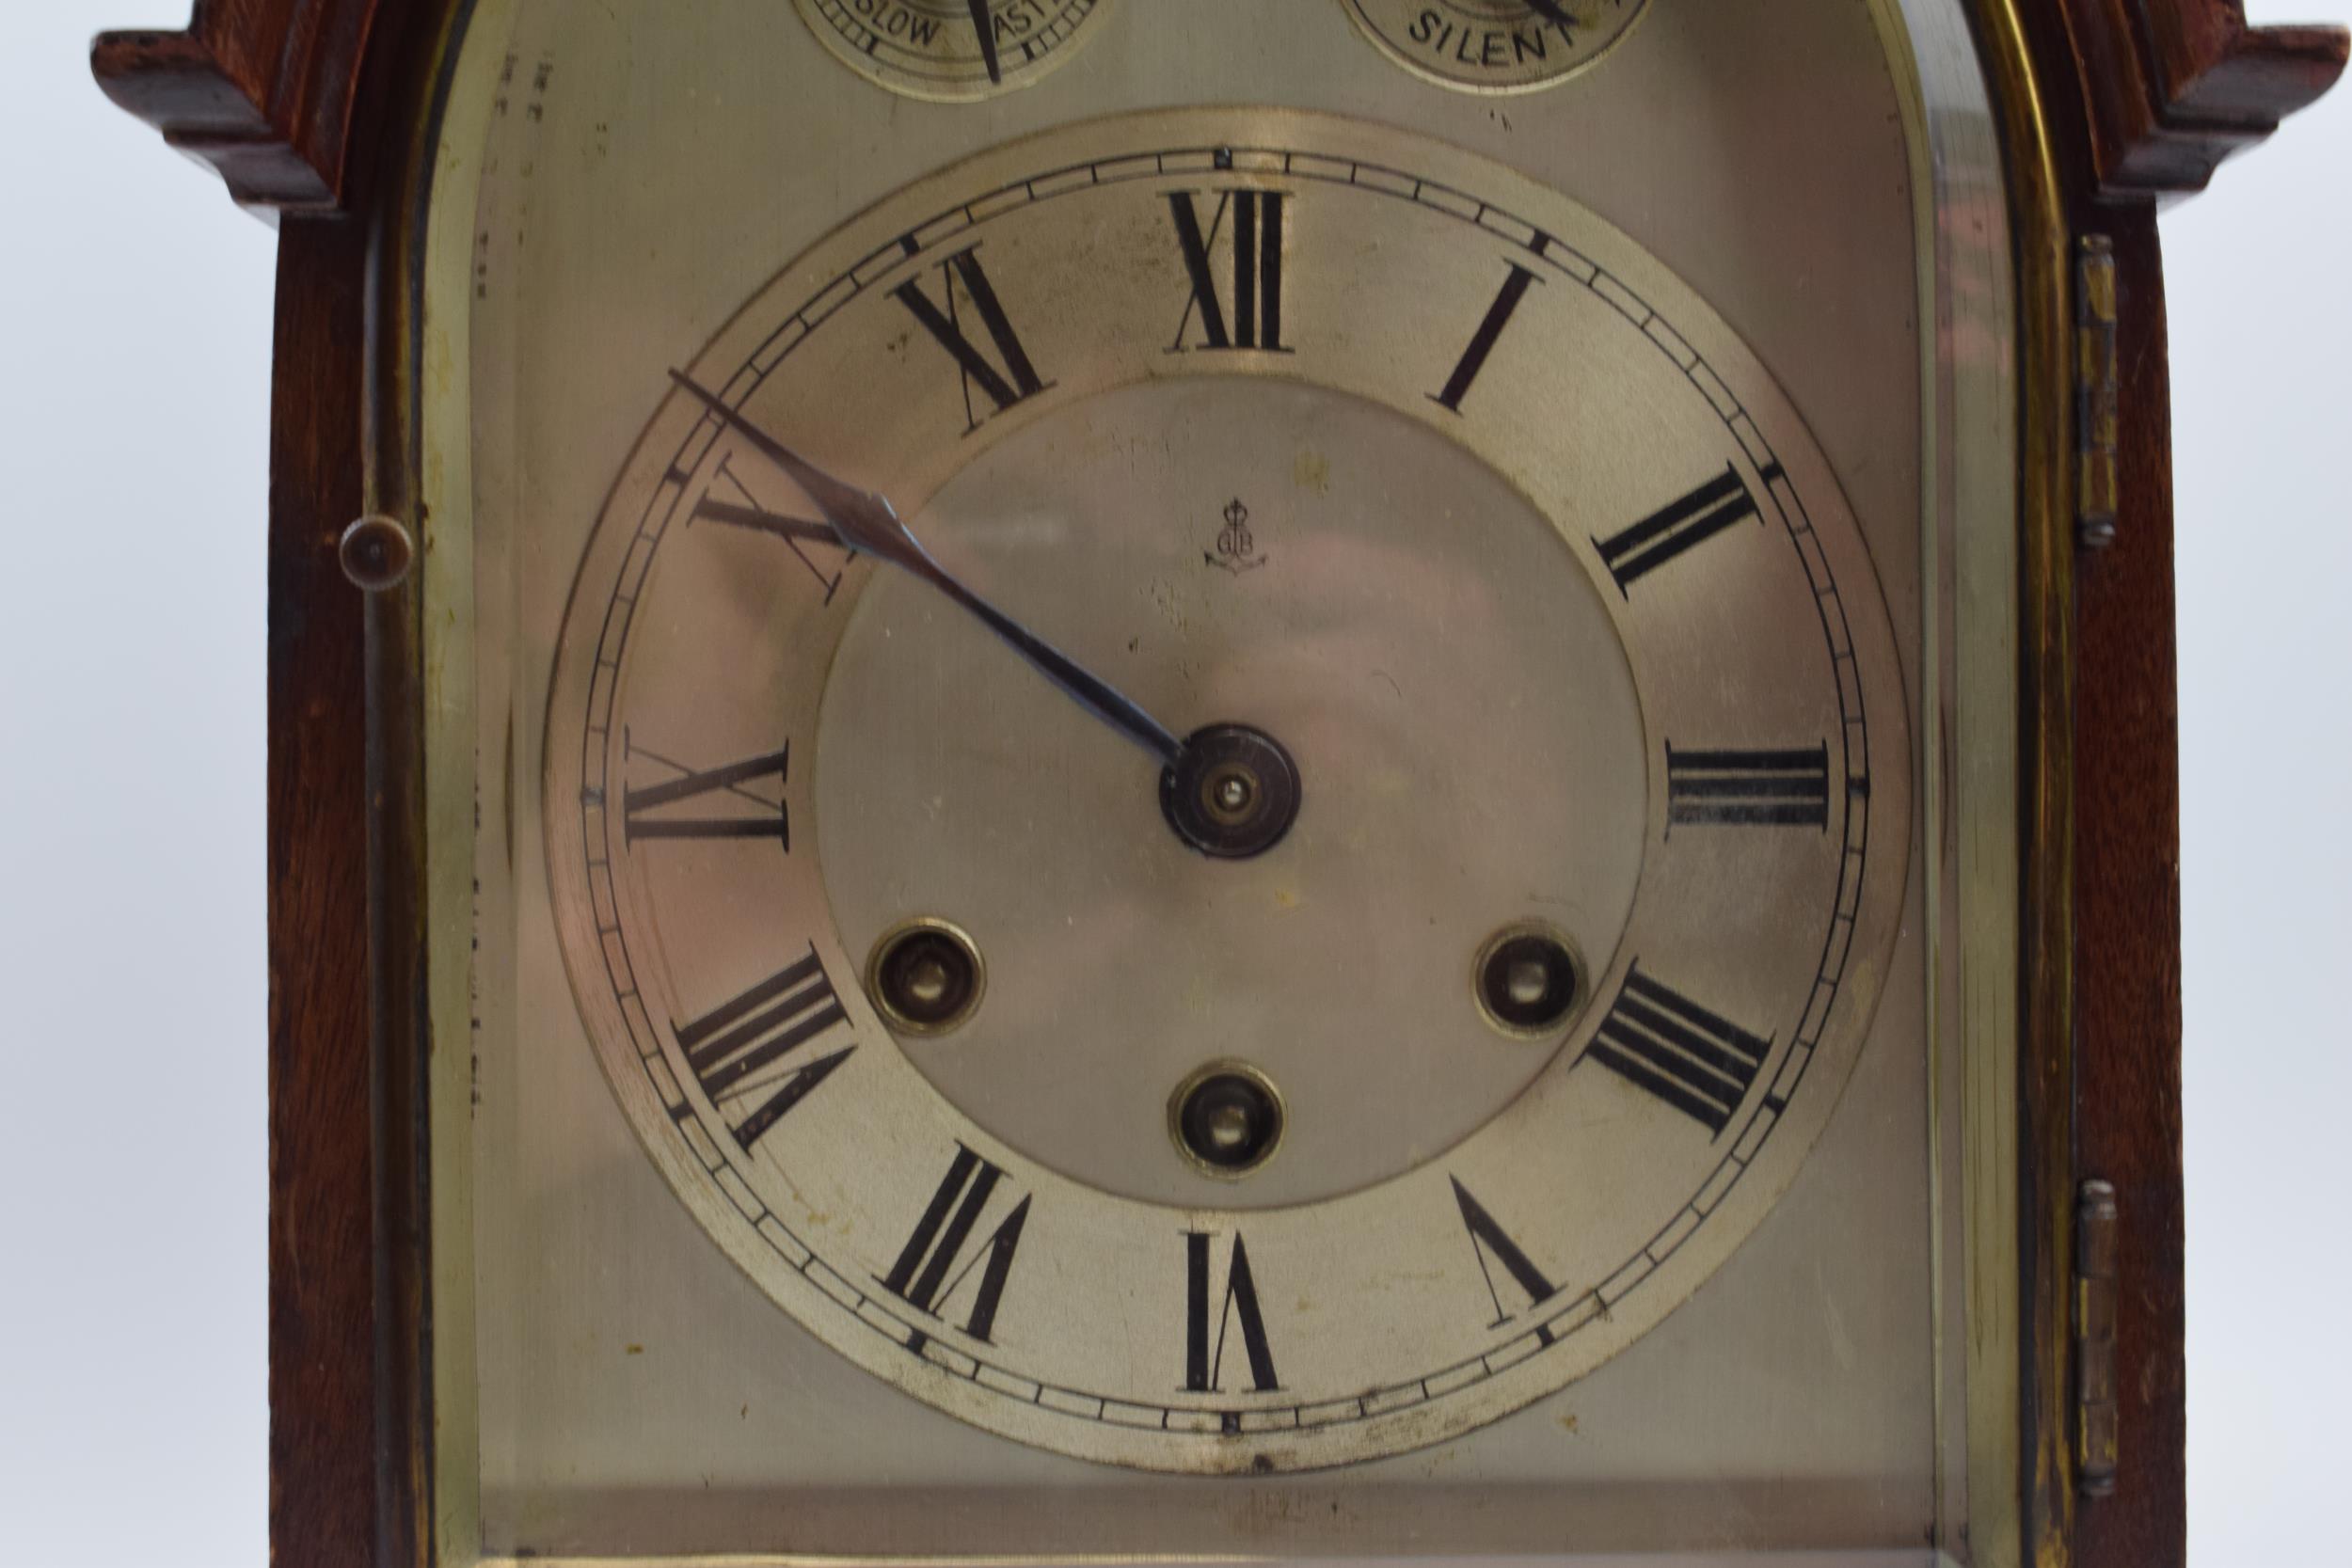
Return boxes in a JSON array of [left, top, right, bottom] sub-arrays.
[[669, 371, 1187, 768], [967, 0, 1004, 85], [1523, 0, 1578, 26]]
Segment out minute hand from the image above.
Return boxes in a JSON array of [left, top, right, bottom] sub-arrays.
[[669, 371, 1188, 768]]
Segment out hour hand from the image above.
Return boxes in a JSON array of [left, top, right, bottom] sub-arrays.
[[667, 371, 1190, 768]]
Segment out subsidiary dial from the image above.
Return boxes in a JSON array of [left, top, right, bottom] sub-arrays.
[[1342, 0, 1649, 93], [792, 0, 1113, 101]]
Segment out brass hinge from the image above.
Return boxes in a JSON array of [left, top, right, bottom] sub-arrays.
[[2076, 235, 2121, 550], [2074, 1179, 2120, 1496]]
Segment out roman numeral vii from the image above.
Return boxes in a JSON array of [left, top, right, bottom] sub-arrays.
[[880, 1145, 1031, 1346]]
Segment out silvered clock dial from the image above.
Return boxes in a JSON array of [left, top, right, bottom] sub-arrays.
[[543, 108, 1910, 1473]]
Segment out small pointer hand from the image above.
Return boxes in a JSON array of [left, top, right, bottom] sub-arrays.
[[669, 371, 1189, 768], [1523, 0, 1579, 25]]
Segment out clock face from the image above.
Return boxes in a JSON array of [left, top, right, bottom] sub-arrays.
[[541, 108, 1910, 1473]]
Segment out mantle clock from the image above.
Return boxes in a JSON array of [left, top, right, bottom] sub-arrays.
[[95, 2, 2342, 1565]]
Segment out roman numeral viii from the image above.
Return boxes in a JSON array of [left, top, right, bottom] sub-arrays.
[[1184, 1232, 1279, 1398], [1167, 189, 1289, 354], [1666, 742, 1831, 832], [624, 742, 791, 847], [1593, 464, 1775, 594], [675, 948, 853, 1150], [1587, 965, 1773, 1135], [880, 1145, 1031, 1346], [891, 244, 1049, 432]]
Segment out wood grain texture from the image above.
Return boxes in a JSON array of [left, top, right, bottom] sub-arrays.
[[266, 213, 377, 1568], [2046, 0, 2346, 197], [2068, 207, 2188, 1568], [90, 0, 389, 211]]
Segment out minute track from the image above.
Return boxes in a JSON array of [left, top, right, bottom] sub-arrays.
[[545, 112, 1908, 1474]]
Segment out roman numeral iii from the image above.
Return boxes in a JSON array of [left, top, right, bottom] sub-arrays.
[[891, 243, 1049, 430], [1587, 965, 1773, 1134], [1592, 464, 1775, 594], [1166, 189, 1289, 353], [674, 948, 853, 1150], [880, 1145, 1031, 1346], [1666, 742, 1832, 831], [1184, 1231, 1279, 1396]]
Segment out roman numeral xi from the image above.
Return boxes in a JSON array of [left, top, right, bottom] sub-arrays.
[[891, 243, 1049, 432], [624, 740, 791, 847]]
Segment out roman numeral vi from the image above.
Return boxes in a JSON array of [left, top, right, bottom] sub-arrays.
[[1184, 1231, 1279, 1396]]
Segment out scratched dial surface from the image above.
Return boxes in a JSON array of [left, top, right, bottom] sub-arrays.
[[543, 108, 1910, 1473]]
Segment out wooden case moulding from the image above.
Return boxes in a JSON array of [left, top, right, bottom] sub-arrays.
[[87, 1, 2345, 1565]]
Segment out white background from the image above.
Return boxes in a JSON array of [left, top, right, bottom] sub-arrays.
[[0, 3, 2344, 1564]]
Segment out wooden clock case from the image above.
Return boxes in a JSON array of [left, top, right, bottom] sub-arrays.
[[91, 3, 2345, 1565]]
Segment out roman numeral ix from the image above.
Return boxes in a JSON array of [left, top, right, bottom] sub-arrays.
[[1592, 464, 1775, 594], [891, 243, 1049, 431], [675, 948, 853, 1150], [1184, 1231, 1279, 1398], [1666, 742, 1832, 832], [1587, 965, 1773, 1135], [880, 1145, 1031, 1347], [1167, 189, 1289, 354], [624, 737, 791, 847]]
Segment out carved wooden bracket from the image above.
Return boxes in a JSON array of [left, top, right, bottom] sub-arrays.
[[90, 1, 389, 214], [2050, 0, 2347, 198]]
